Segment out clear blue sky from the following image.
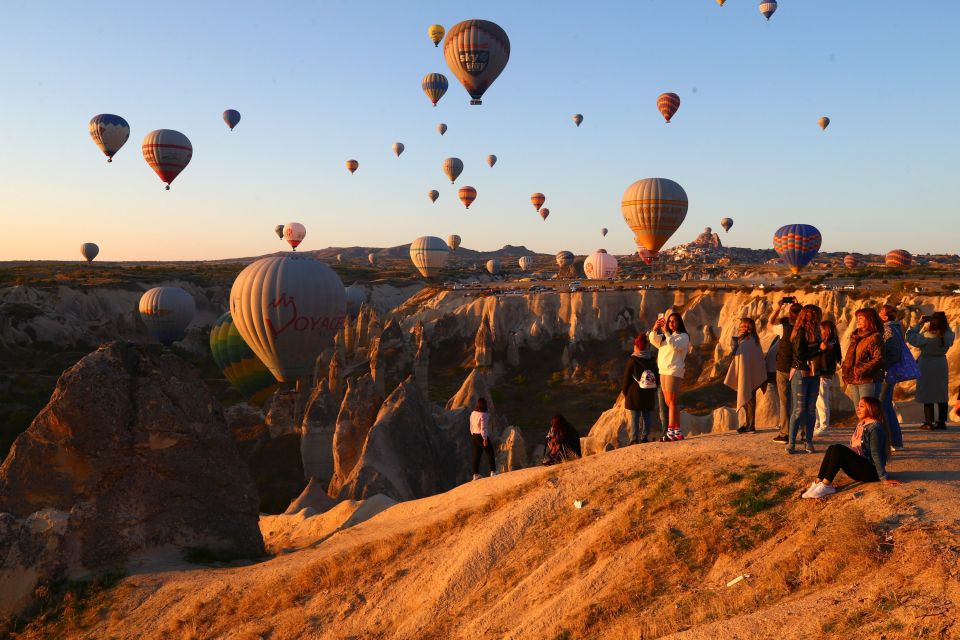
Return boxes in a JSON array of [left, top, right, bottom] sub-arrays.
[[0, 1, 957, 261]]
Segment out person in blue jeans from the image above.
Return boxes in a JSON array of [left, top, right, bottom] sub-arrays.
[[621, 334, 659, 444], [787, 306, 824, 454], [842, 308, 885, 407], [878, 305, 905, 448]]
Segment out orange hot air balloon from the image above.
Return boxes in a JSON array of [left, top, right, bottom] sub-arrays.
[[540, 207, 550, 221], [621, 177, 688, 256], [657, 92, 681, 123], [530, 192, 545, 211], [885, 249, 912, 268], [443, 20, 510, 105], [818, 116, 830, 131], [458, 186, 477, 209], [346, 159, 359, 174], [843, 255, 863, 269]]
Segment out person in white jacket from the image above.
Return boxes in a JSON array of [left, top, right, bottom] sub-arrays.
[[649, 312, 691, 441], [469, 398, 497, 480]]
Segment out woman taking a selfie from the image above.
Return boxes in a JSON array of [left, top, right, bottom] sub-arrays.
[[649, 312, 690, 442], [907, 311, 955, 429]]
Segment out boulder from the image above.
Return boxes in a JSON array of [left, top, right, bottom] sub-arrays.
[[0, 342, 263, 617], [445, 369, 504, 439], [584, 396, 630, 452], [328, 374, 382, 497], [284, 478, 336, 515], [496, 426, 527, 473]]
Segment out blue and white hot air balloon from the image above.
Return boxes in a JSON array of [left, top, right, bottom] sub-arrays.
[[139, 287, 196, 346], [89, 114, 130, 162], [410, 236, 450, 278]]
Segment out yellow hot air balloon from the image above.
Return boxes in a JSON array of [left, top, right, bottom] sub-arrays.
[[621, 178, 688, 256], [428, 24, 445, 47], [443, 20, 510, 105]]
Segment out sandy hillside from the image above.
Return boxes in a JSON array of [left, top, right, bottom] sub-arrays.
[[14, 423, 960, 640]]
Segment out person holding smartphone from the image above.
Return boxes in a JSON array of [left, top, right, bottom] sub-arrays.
[[769, 299, 803, 443], [725, 317, 767, 433], [907, 311, 955, 429], [649, 312, 690, 441]]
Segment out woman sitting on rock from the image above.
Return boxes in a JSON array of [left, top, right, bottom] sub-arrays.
[[724, 317, 767, 434], [542, 413, 581, 465], [649, 312, 690, 442], [802, 396, 899, 498], [469, 398, 497, 480]]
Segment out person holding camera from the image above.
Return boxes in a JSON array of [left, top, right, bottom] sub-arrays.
[[842, 308, 885, 406], [725, 317, 767, 433], [649, 312, 690, 442], [621, 334, 659, 444], [907, 311, 955, 429], [787, 305, 824, 454], [769, 298, 803, 444]]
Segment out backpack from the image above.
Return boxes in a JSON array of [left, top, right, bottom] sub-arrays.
[[635, 370, 658, 389], [886, 332, 920, 383]]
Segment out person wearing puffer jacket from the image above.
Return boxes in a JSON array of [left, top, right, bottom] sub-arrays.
[[649, 312, 690, 442]]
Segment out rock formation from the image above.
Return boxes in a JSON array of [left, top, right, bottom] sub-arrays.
[[496, 426, 527, 473], [0, 342, 263, 617], [412, 320, 429, 394], [328, 374, 383, 497], [474, 317, 494, 369]]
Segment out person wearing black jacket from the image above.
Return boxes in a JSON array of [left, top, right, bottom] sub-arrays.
[[814, 320, 842, 436], [769, 301, 803, 443], [621, 334, 659, 444], [787, 306, 824, 454]]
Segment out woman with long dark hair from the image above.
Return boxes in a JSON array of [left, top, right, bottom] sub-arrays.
[[813, 319, 842, 436], [621, 333, 659, 444], [787, 306, 823, 454], [469, 397, 497, 480], [542, 413, 581, 465], [649, 312, 690, 442], [802, 396, 899, 498], [842, 308, 885, 406], [907, 311, 955, 429]]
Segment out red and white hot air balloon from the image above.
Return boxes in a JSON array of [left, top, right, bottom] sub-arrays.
[[142, 129, 192, 190], [282, 222, 306, 250]]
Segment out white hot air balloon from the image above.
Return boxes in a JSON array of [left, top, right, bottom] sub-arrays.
[[283, 222, 306, 250], [139, 287, 196, 346], [409, 236, 450, 278], [368, 252, 376, 267], [344, 283, 366, 316], [518, 256, 533, 271], [486, 259, 501, 275], [583, 250, 618, 280], [229, 255, 346, 382], [447, 234, 461, 251]]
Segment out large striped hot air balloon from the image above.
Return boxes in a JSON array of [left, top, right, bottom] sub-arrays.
[[344, 284, 366, 317], [422, 73, 449, 107], [458, 186, 477, 209], [80, 243, 99, 262], [540, 208, 550, 221], [572, 114, 583, 127], [773, 224, 822, 274], [843, 255, 863, 269], [486, 259, 501, 275], [209, 312, 278, 406], [229, 255, 346, 382], [443, 157, 463, 183], [657, 93, 681, 123], [584, 250, 618, 280], [447, 234, 461, 251], [759, 0, 777, 20], [89, 114, 130, 162], [222, 109, 241, 131], [885, 249, 913, 268], [142, 129, 192, 190], [621, 178, 688, 256], [530, 193, 545, 212], [556, 251, 574, 270], [518, 256, 533, 271], [720, 218, 734, 233], [444, 20, 510, 105], [346, 159, 359, 174], [139, 287, 195, 346], [282, 222, 306, 250], [410, 236, 450, 278], [428, 24, 445, 47]]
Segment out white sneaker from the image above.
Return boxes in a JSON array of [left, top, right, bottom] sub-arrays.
[[472, 473, 481, 481], [489, 471, 497, 477], [813, 424, 827, 436], [807, 482, 836, 499], [801, 481, 820, 498]]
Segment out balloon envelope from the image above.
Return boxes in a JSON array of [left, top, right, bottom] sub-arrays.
[[518, 256, 533, 271], [584, 251, 618, 280], [274, 224, 285, 239], [555, 251, 574, 268], [572, 114, 583, 127], [428, 24, 445, 46], [447, 234, 461, 251], [368, 252, 376, 266], [422, 73, 449, 106], [229, 255, 346, 382], [885, 249, 912, 268], [773, 224, 822, 274], [720, 217, 733, 233], [283, 222, 306, 250], [759, 0, 777, 19], [209, 312, 278, 406], [485, 258, 501, 275], [428, 190, 440, 203], [443, 157, 464, 183], [346, 159, 359, 174], [89, 114, 129, 162], [223, 109, 241, 131], [410, 236, 450, 278], [392, 142, 405, 157], [458, 186, 477, 209], [621, 177, 688, 255], [437, 123, 447, 135], [80, 243, 99, 262], [486, 154, 497, 168], [601, 227, 608, 237], [818, 116, 830, 131], [657, 93, 681, 123], [540, 208, 550, 221], [443, 19, 510, 105], [139, 286, 195, 346], [843, 255, 862, 269], [344, 284, 366, 316], [530, 193, 545, 211], [142, 129, 192, 189]]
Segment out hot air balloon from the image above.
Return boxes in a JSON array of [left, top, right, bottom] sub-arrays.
[[773, 224, 822, 274], [843, 255, 863, 269], [392, 142, 405, 157], [540, 208, 550, 221], [139, 287, 195, 346], [428, 24, 445, 47], [410, 236, 450, 278], [584, 250, 618, 280], [346, 159, 359, 174], [486, 258, 501, 275], [818, 116, 830, 131], [223, 109, 241, 131], [274, 224, 285, 240], [459, 186, 477, 209], [80, 243, 99, 262], [720, 217, 734, 233], [572, 114, 583, 127], [422, 73, 449, 107], [344, 284, 366, 316], [229, 255, 346, 383], [518, 256, 533, 271], [486, 154, 497, 168], [657, 93, 681, 123], [283, 222, 306, 250], [367, 252, 376, 267], [530, 193, 545, 212], [447, 234, 461, 251], [601, 227, 608, 237], [443, 20, 510, 105], [885, 249, 912, 268], [142, 129, 192, 190], [336, 254, 343, 264], [437, 123, 447, 136], [759, 0, 777, 20], [89, 114, 129, 162], [443, 157, 464, 183], [428, 190, 440, 203], [717, 0, 726, 5], [556, 251, 574, 269], [621, 178, 688, 256], [209, 312, 278, 406]]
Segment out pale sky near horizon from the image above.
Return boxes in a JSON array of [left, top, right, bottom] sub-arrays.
[[0, 1, 957, 262]]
